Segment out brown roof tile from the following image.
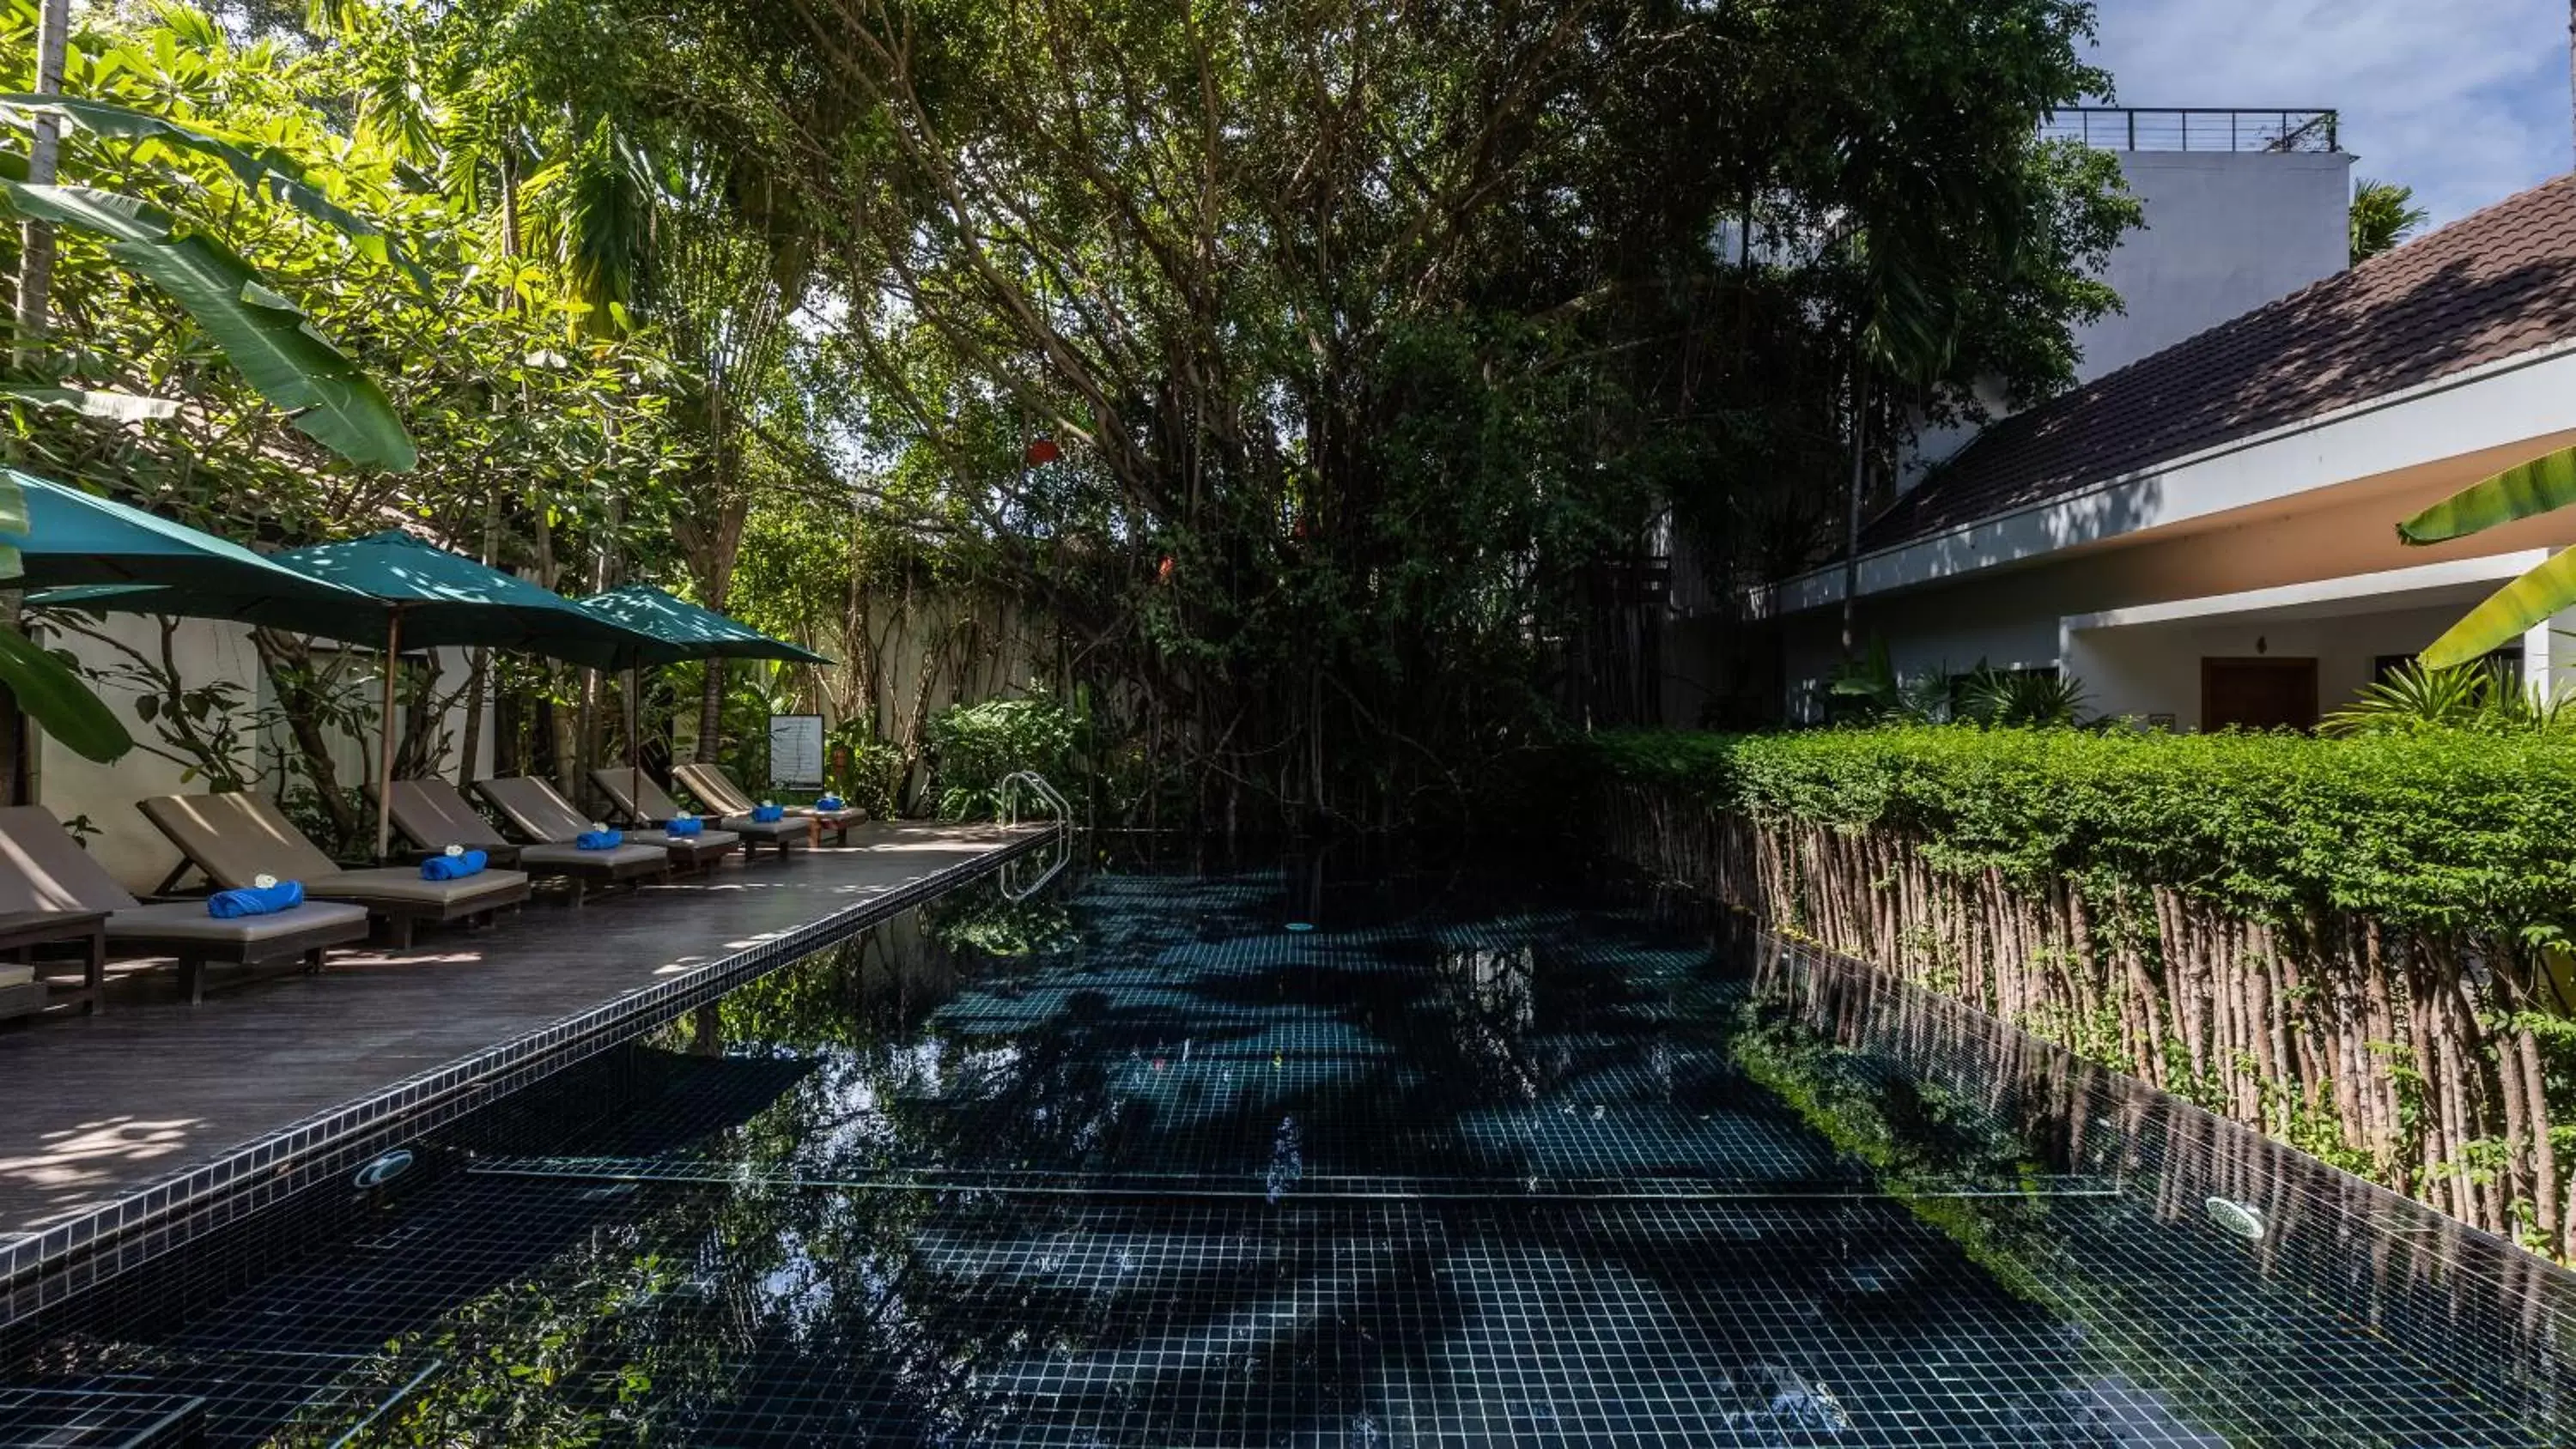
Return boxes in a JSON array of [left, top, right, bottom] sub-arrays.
[[1861, 172, 2576, 552]]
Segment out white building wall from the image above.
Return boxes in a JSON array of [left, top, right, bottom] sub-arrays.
[[2077, 150, 2354, 381], [1898, 148, 2353, 495], [29, 613, 494, 894]]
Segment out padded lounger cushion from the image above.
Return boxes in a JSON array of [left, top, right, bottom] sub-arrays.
[[137, 792, 340, 888], [717, 815, 808, 845], [516, 841, 669, 875], [105, 898, 371, 945], [307, 867, 527, 910], [375, 779, 514, 854]]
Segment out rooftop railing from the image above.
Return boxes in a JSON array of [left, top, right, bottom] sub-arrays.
[[2039, 106, 2340, 155]]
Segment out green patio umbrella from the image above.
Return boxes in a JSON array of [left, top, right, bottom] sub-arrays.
[[572, 585, 831, 669], [33, 530, 657, 860], [569, 585, 832, 779], [0, 470, 370, 605]]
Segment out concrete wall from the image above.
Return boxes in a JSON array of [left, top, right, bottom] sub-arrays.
[[2076, 150, 2354, 381], [31, 613, 492, 894]]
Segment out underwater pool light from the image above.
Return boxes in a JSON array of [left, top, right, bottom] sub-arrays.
[[353, 1149, 415, 1191], [2204, 1196, 2266, 1243]]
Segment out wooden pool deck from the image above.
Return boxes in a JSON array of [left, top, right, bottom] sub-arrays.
[[0, 821, 1041, 1245]]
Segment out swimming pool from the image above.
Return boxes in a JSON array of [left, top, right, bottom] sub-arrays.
[[1, 847, 2565, 1444]]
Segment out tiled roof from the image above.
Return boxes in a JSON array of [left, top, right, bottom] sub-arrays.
[[1861, 172, 2576, 552]]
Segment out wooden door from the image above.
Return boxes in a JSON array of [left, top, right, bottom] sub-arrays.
[[2201, 657, 2318, 732]]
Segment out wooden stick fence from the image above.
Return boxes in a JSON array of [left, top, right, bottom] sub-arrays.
[[1600, 781, 2574, 1260]]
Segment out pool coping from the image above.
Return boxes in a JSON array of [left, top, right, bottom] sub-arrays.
[[0, 824, 1061, 1320]]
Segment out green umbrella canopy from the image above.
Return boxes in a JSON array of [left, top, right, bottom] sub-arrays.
[[572, 585, 834, 669], [1, 469, 371, 608], [31, 530, 653, 664], [31, 530, 662, 862]]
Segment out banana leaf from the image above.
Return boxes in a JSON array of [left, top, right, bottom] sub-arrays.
[[2418, 549, 2576, 670], [0, 627, 130, 764], [0, 94, 432, 291], [1, 183, 416, 472], [2397, 444, 2576, 544]]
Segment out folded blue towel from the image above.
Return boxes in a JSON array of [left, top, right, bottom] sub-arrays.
[[750, 804, 786, 823], [209, 881, 304, 918], [420, 849, 489, 881], [816, 795, 845, 811], [665, 817, 705, 838], [576, 829, 623, 851]]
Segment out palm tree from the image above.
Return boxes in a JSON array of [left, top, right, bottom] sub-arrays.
[[2348, 179, 2428, 264]]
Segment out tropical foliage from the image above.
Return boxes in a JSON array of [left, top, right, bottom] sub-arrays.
[[2399, 449, 2576, 671], [2348, 178, 2428, 264], [2321, 659, 2572, 736], [1592, 724, 2576, 936]]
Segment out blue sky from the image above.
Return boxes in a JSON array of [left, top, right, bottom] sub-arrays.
[[2090, 0, 2569, 226]]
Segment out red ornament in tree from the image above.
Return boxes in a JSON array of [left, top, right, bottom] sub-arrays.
[[1157, 555, 1176, 584], [1024, 438, 1061, 466]]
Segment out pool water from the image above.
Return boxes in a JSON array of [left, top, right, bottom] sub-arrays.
[[0, 851, 2561, 1445]]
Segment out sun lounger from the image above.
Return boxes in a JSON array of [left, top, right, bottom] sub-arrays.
[[364, 779, 526, 869], [381, 779, 669, 905], [481, 773, 738, 873], [137, 791, 528, 949], [469, 775, 696, 894], [592, 767, 800, 859], [0, 805, 370, 1003], [671, 762, 864, 845]]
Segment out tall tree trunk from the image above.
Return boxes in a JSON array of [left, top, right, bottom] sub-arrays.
[[1840, 357, 1872, 659], [12, 0, 68, 365], [454, 494, 501, 785], [3, 0, 69, 808]]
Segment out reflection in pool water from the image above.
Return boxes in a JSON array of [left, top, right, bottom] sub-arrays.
[[1, 849, 2561, 1446]]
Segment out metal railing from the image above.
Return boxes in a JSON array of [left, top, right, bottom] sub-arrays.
[[997, 770, 1073, 900], [2039, 107, 2339, 155], [999, 770, 1072, 829]]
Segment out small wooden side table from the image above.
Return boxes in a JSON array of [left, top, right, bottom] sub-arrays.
[[0, 910, 111, 1017]]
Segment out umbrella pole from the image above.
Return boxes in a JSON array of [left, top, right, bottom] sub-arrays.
[[375, 609, 402, 864]]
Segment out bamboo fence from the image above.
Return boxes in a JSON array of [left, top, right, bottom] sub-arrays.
[[1601, 780, 2575, 1260]]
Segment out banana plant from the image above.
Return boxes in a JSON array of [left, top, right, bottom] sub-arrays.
[[0, 476, 127, 761], [0, 94, 431, 761], [0, 94, 420, 469], [2398, 447, 2576, 669]]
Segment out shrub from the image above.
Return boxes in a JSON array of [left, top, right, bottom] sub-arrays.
[[1590, 724, 2576, 937], [927, 695, 1076, 820]]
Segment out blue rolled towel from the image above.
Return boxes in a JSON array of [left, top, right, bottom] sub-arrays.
[[209, 880, 303, 918], [665, 817, 705, 838], [751, 804, 786, 823], [576, 829, 623, 851], [816, 795, 845, 811], [420, 849, 489, 881]]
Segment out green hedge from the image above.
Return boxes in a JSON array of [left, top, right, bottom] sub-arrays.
[[1592, 726, 2576, 937]]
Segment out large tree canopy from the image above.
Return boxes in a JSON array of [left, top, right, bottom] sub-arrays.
[[1, 0, 2134, 833], [723, 0, 2134, 826]]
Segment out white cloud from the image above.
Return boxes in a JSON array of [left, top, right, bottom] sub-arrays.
[[2088, 0, 2567, 225]]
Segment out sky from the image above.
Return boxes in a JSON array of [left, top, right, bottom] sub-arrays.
[[2087, 0, 2569, 226]]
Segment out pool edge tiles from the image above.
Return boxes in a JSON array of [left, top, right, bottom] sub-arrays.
[[0, 824, 1062, 1320]]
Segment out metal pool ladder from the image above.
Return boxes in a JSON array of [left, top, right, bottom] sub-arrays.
[[997, 770, 1074, 900]]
